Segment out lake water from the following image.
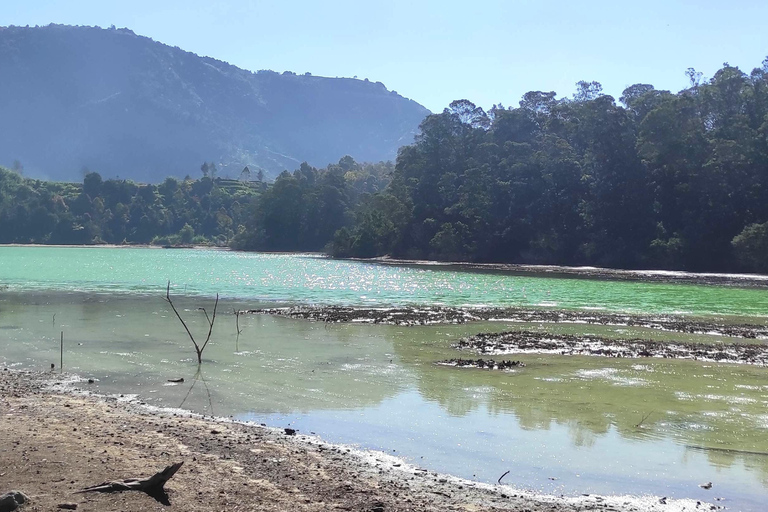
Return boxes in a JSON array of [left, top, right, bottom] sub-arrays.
[[1, 246, 768, 510]]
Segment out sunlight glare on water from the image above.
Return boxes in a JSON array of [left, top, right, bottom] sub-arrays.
[[1, 246, 768, 317]]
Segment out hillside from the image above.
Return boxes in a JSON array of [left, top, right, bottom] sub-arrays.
[[0, 24, 430, 182]]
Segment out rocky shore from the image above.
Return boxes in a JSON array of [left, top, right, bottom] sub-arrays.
[[455, 330, 768, 365], [0, 369, 710, 512]]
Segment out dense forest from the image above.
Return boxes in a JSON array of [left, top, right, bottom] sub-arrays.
[[324, 60, 768, 273], [2, 60, 768, 273], [0, 158, 391, 248]]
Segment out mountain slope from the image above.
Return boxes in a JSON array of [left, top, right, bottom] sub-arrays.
[[0, 24, 430, 182]]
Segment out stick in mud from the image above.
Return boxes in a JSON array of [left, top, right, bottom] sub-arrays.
[[59, 331, 63, 373], [635, 411, 654, 428]]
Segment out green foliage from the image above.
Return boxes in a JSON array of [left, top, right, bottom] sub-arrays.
[[732, 223, 768, 273], [231, 157, 393, 252], [0, 167, 259, 246], [327, 59, 768, 272]]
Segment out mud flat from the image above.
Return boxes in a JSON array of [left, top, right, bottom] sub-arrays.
[[250, 305, 768, 339], [455, 330, 768, 365], [0, 369, 712, 512], [436, 358, 526, 370]]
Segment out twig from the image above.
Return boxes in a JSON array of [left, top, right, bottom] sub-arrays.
[[497, 470, 510, 484], [635, 410, 654, 428], [233, 308, 243, 335]]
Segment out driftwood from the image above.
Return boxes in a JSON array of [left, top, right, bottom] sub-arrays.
[[76, 462, 183, 504]]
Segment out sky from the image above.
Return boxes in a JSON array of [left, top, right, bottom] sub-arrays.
[[3, 0, 768, 113]]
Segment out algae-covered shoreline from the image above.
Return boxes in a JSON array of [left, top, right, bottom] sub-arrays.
[[0, 369, 710, 512], [251, 305, 768, 338]]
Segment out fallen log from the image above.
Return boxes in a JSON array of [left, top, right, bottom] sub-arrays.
[[75, 462, 183, 504]]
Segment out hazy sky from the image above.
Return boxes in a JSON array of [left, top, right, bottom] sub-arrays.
[[4, 0, 767, 112]]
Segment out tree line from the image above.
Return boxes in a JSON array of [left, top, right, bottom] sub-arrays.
[[0, 168, 259, 245], [0, 158, 391, 248], [327, 60, 768, 273]]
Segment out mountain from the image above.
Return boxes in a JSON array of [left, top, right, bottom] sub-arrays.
[[0, 24, 430, 182]]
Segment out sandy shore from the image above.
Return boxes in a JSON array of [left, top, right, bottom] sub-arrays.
[[0, 369, 711, 512]]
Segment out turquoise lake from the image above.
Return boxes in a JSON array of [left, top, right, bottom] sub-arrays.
[[1, 246, 768, 510]]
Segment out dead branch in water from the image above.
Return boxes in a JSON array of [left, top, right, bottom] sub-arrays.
[[497, 470, 510, 484], [164, 281, 218, 365], [635, 410, 654, 428], [76, 462, 183, 505], [233, 308, 243, 335]]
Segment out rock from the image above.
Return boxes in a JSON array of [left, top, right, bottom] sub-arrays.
[[57, 504, 78, 510], [0, 491, 29, 512], [284, 428, 297, 436], [699, 482, 713, 490]]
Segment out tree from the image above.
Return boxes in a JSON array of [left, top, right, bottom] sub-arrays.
[[732, 222, 768, 272], [573, 81, 603, 102], [179, 223, 195, 244]]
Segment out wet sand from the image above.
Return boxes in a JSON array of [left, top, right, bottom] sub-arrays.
[[0, 369, 709, 512]]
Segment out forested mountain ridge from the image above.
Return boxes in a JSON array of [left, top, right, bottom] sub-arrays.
[[0, 24, 429, 182]]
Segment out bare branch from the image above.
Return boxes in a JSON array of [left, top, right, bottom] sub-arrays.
[[199, 293, 219, 355], [164, 281, 201, 356], [233, 308, 243, 335], [198, 307, 212, 327]]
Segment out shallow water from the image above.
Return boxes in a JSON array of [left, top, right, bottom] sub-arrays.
[[2, 247, 768, 510]]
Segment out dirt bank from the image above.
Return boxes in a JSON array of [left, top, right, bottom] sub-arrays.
[[0, 370, 709, 512]]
